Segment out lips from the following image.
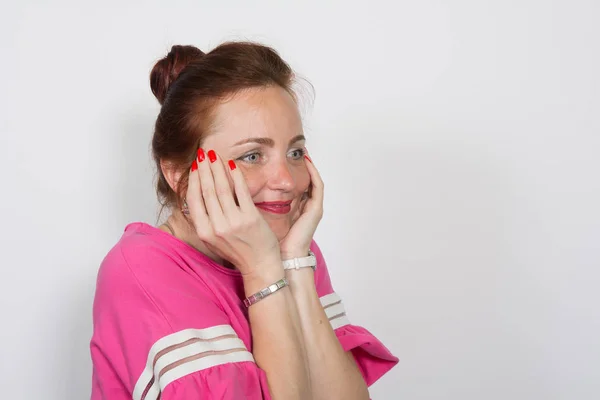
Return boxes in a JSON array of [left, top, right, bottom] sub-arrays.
[[255, 201, 292, 215]]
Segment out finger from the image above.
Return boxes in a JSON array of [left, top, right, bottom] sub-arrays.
[[227, 158, 255, 213], [291, 193, 305, 223], [197, 148, 228, 228], [300, 192, 309, 214], [186, 158, 212, 236], [303, 150, 324, 204], [208, 150, 239, 218]]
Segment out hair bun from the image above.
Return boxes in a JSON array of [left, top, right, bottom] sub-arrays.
[[150, 45, 204, 105]]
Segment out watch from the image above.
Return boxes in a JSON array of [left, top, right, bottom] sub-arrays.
[[282, 250, 317, 271]]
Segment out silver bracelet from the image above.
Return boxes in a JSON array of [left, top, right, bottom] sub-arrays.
[[243, 278, 289, 308]]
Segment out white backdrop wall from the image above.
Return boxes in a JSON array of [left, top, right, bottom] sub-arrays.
[[1, 1, 598, 399]]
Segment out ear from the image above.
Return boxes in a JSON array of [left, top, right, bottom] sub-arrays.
[[160, 158, 184, 193]]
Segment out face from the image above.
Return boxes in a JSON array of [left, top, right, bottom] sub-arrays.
[[201, 86, 310, 240]]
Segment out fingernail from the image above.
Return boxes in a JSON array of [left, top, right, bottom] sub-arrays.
[[228, 160, 237, 170], [304, 154, 312, 163], [191, 159, 198, 171], [208, 150, 217, 163], [197, 148, 205, 162]]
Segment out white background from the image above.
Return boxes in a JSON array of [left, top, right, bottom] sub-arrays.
[[1, 1, 598, 399]]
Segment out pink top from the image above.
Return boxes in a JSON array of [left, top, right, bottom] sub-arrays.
[[90, 222, 398, 399]]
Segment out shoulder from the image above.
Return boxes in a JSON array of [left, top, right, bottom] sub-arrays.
[[93, 223, 223, 327], [92, 227, 167, 322], [96, 222, 207, 291], [95, 223, 170, 293]]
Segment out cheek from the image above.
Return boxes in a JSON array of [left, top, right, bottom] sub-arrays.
[[240, 169, 264, 198]]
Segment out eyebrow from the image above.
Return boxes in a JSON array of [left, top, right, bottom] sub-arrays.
[[233, 134, 306, 147]]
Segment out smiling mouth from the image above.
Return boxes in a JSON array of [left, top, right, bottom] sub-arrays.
[[255, 201, 292, 206], [255, 201, 292, 214]]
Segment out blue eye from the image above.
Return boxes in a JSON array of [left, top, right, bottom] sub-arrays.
[[238, 152, 261, 164], [290, 148, 306, 159], [238, 148, 306, 164]]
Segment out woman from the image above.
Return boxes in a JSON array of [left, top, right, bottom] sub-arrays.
[[90, 41, 398, 400]]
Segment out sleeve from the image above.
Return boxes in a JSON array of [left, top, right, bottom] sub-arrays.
[[90, 242, 271, 400], [310, 240, 399, 387]]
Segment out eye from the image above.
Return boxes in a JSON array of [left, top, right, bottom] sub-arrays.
[[289, 148, 306, 160], [238, 151, 261, 164], [238, 148, 306, 164]]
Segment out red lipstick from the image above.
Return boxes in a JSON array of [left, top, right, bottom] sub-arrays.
[[255, 201, 292, 214]]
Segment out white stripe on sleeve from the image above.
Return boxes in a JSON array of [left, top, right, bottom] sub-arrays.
[[132, 325, 254, 400], [319, 292, 350, 330]]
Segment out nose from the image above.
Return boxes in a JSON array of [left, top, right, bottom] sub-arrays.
[[265, 158, 295, 192]]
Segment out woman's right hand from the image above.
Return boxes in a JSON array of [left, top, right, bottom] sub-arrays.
[[186, 148, 282, 279]]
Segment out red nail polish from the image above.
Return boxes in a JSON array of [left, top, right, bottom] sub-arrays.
[[208, 150, 217, 163], [304, 155, 312, 163], [228, 160, 236, 170], [197, 148, 205, 162], [191, 159, 198, 171]]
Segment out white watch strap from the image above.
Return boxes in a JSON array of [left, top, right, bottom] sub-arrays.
[[282, 250, 317, 270]]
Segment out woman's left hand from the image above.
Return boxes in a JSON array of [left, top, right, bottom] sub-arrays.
[[279, 148, 324, 260]]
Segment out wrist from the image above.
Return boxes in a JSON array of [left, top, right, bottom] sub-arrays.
[[285, 267, 315, 281], [286, 268, 317, 297], [280, 247, 311, 261], [285, 264, 315, 285], [242, 259, 285, 297]]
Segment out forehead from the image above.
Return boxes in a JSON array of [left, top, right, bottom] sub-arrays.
[[207, 86, 303, 146]]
